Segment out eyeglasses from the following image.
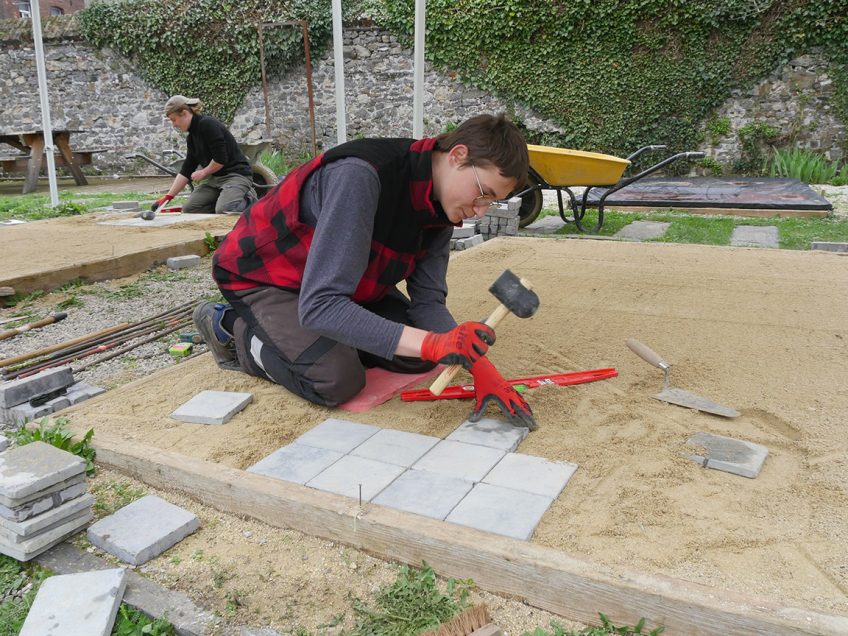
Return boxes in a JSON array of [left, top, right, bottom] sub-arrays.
[[471, 164, 497, 210]]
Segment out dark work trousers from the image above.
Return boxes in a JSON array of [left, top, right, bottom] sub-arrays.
[[219, 282, 436, 407]]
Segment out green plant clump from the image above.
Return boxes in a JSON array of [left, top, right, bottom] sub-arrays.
[[11, 417, 96, 475], [768, 147, 848, 184], [524, 613, 664, 636], [111, 604, 177, 636]]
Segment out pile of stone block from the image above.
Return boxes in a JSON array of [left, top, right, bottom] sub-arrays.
[[450, 221, 484, 251], [0, 441, 94, 561], [0, 366, 105, 427], [478, 196, 521, 240]]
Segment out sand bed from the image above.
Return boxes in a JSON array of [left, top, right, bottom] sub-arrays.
[[63, 237, 848, 619]]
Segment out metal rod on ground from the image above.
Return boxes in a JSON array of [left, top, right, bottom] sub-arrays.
[[0, 323, 131, 368], [0, 312, 67, 341], [73, 321, 192, 372], [1, 309, 193, 377]]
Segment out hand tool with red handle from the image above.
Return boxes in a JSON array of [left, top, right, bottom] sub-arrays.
[[402, 367, 617, 401]]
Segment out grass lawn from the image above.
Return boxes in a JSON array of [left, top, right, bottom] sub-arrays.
[[537, 209, 848, 249], [0, 191, 156, 222]]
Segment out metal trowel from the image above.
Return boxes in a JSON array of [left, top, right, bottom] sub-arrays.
[[626, 339, 740, 418]]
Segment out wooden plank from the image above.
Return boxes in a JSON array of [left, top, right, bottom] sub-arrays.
[[76, 429, 848, 636], [603, 205, 830, 219]]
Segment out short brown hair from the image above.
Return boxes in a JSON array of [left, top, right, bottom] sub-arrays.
[[435, 113, 528, 182]]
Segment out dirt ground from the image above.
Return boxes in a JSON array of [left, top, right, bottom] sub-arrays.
[[61, 237, 848, 628]]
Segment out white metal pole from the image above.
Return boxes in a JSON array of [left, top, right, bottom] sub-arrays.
[[331, 0, 346, 144], [412, 0, 426, 138], [30, 0, 59, 206]]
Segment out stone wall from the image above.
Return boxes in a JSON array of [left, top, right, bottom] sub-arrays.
[[0, 17, 844, 177]]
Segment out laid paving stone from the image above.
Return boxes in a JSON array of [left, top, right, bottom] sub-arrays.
[[19, 568, 127, 636], [306, 455, 405, 501], [350, 429, 440, 467], [686, 432, 769, 478], [411, 440, 505, 482], [0, 366, 74, 408], [166, 254, 201, 270], [112, 200, 140, 210], [445, 483, 553, 540], [521, 215, 566, 234], [483, 453, 577, 499], [0, 435, 8, 452], [0, 441, 85, 507], [614, 220, 670, 240], [446, 418, 528, 452], [0, 477, 87, 521], [811, 241, 848, 253], [170, 390, 253, 425], [65, 382, 106, 405], [730, 225, 779, 248], [0, 493, 94, 540], [247, 444, 343, 485], [372, 469, 473, 520], [87, 495, 199, 565], [296, 418, 380, 453], [0, 509, 91, 561]]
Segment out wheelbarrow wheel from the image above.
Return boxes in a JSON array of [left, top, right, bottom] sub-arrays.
[[517, 180, 543, 228], [251, 162, 278, 199]]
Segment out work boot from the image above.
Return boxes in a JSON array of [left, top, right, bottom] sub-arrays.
[[192, 302, 240, 371]]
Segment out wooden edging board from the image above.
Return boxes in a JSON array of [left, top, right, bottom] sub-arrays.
[[602, 205, 830, 218], [83, 430, 848, 636]]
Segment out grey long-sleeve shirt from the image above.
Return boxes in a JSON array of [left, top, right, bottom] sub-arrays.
[[297, 157, 457, 359]]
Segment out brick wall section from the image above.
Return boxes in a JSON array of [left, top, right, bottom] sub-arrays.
[[1, 0, 84, 20]]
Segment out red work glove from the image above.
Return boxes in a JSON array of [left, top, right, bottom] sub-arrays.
[[469, 356, 536, 430], [420, 322, 495, 368], [150, 194, 174, 211]]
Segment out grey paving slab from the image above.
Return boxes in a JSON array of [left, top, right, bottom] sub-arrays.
[[0, 509, 91, 561], [372, 469, 473, 520], [65, 382, 106, 406], [0, 366, 74, 408], [170, 390, 253, 425], [87, 495, 199, 565], [445, 483, 553, 540], [686, 432, 769, 478], [306, 455, 405, 501], [0, 435, 8, 452], [112, 200, 140, 210], [730, 225, 779, 248], [350, 429, 440, 467], [296, 418, 380, 453], [521, 215, 566, 234], [446, 418, 528, 452], [452, 225, 476, 239], [411, 440, 505, 482], [166, 254, 201, 269], [247, 443, 343, 485], [0, 441, 85, 506], [0, 508, 92, 544], [614, 220, 670, 240], [811, 241, 848, 252], [0, 492, 93, 539], [0, 475, 86, 520], [483, 453, 577, 499], [5, 392, 73, 425], [19, 567, 127, 636]]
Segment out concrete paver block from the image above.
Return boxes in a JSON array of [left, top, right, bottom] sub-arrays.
[[686, 432, 769, 478], [811, 241, 848, 252], [0, 492, 94, 540], [483, 453, 577, 499], [0, 435, 8, 452], [445, 483, 553, 540], [112, 200, 140, 210], [0, 441, 85, 506], [446, 418, 528, 452], [0, 507, 92, 544], [296, 418, 380, 453], [247, 444, 343, 485], [730, 225, 779, 248], [306, 455, 405, 501], [470, 623, 505, 636], [614, 220, 671, 240], [350, 429, 440, 467], [0, 366, 74, 408], [0, 508, 92, 561], [452, 225, 476, 239], [412, 440, 505, 482], [5, 391, 73, 425], [166, 254, 201, 270], [372, 469, 473, 520], [170, 390, 253, 425], [65, 382, 106, 405], [454, 235, 484, 250], [87, 495, 199, 565], [0, 477, 87, 521], [19, 568, 127, 636]]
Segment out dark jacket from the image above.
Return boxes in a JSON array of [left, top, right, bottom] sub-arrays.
[[179, 113, 251, 179]]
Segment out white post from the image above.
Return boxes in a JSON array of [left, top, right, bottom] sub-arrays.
[[30, 0, 59, 206], [331, 0, 346, 144], [412, 0, 426, 139]]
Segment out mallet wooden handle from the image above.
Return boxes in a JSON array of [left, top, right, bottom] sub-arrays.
[[429, 278, 532, 396], [0, 312, 67, 342]]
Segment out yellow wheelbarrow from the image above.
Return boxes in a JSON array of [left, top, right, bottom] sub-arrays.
[[516, 144, 704, 232]]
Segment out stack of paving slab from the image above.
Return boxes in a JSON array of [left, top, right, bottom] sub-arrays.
[[248, 417, 577, 540], [0, 441, 93, 561], [451, 221, 484, 251], [479, 196, 521, 241], [0, 366, 105, 427]]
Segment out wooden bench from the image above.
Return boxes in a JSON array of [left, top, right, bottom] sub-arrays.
[[0, 148, 108, 174]]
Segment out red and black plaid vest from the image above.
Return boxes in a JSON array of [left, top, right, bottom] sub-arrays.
[[213, 137, 454, 303]]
